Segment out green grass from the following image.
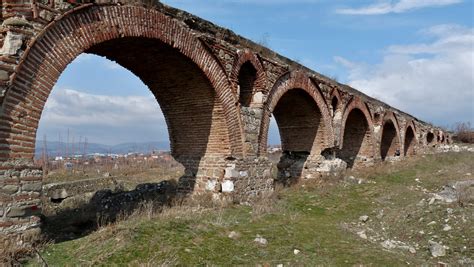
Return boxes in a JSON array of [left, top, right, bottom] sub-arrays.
[[29, 152, 473, 266]]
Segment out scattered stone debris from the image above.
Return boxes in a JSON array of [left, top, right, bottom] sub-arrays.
[[429, 241, 446, 257], [359, 215, 369, 223], [254, 235, 268, 246], [357, 230, 368, 240], [313, 158, 347, 174], [432, 180, 474, 204], [380, 239, 416, 254], [228, 231, 240, 239], [442, 225, 452, 231], [429, 197, 436, 205], [437, 145, 474, 153], [344, 176, 372, 185], [376, 209, 384, 219]]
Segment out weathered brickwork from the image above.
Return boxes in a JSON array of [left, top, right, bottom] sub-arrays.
[[0, 0, 450, 245]]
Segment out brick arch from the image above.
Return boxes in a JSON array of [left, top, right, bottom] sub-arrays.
[[379, 112, 402, 160], [338, 98, 375, 168], [0, 5, 244, 162], [426, 131, 436, 145], [258, 71, 333, 155], [329, 88, 343, 115], [403, 121, 417, 156], [230, 49, 267, 107]]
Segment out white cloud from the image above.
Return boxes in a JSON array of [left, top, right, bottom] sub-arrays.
[[38, 88, 168, 144], [336, 0, 462, 15], [335, 24, 474, 127], [43, 88, 164, 126]]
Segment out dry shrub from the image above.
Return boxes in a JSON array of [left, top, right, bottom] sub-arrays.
[[251, 190, 281, 219], [454, 122, 474, 143], [0, 237, 19, 265], [0, 234, 48, 266]]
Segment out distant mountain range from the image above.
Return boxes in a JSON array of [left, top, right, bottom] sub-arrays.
[[35, 141, 170, 158]]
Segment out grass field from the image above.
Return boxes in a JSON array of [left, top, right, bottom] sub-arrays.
[[28, 151, 473, 266]]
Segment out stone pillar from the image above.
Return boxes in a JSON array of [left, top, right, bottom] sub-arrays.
[[0, 160, 43, 251]]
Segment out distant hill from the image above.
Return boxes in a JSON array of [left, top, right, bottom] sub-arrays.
[[35, 141, 170, 158]]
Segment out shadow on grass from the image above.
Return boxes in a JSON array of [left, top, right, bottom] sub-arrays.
[[40, 179, 180, 243]]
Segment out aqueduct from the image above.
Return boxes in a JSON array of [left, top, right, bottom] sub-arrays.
[[0, 0, 450, 243]]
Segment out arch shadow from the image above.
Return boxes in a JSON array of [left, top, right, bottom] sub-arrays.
[[380, 113, 401, 161], [338, 99, 375, 168]]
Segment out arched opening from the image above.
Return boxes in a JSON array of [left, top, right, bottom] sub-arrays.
[[86, 37, 230, 160], [12, 35, 233, 242], [427, 132, 435, 144], [380, 120, 400, 161], [36, 54, 179, 182], [37, 54, 188, 241], [267, 116, 282, 166], [272, 89, 325, 183], [274, 89, 323, 153], [441, 135, 445, 143], [404, 126, 416, 156], [238, 61, 257, 107], [0, 5, 245, 244], [339, 108, 372, 168], [331, 96, 338, 115]]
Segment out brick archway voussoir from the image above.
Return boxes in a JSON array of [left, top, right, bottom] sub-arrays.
[[2, 4, 244, 160], [339, 97, 375, 152], [380, 111, 402, 150], [258, 71, 334, 155], [230, 49, 267, 95]]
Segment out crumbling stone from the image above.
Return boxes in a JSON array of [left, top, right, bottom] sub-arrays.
[[0, 32, 23, 56]]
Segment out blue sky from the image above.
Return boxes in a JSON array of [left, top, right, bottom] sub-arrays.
[[37, 0, 474, 145]]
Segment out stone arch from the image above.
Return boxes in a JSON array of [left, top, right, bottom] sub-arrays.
[[338, 98, 375, 168], [0, 5, 244, 166], [258, 71, 333, 156], [230, 49, 267, 108], [426, 131, 435, 145], [329, 88, 342, 117], [404, 121, 417, 156], [380, 112, 402, 161]]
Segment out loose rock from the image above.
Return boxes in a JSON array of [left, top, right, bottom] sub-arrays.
[[254, 235, 268, 246], [357, 230, 368, 240], [443, 225, 452, 231], [359, 215, 369, 223], [429, 241, 446, 257], [228, 231, 240, 239]]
